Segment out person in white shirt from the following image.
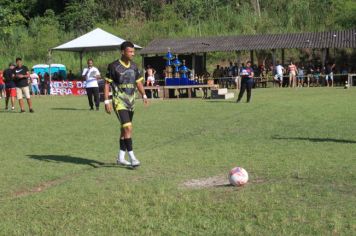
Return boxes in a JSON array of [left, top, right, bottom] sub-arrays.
[[30, 70, 40, 96], [82, 58, 101, 110], [274, 62, 285, 87]]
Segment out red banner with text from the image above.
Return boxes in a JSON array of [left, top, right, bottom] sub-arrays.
[[50, 81, 87, 96]]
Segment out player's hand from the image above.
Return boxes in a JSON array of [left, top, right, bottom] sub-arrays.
[[105, 103, 112, 114], [143, 95, 149, 107]]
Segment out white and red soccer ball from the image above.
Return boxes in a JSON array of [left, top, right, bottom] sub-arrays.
[[229, 167, 249, 186]]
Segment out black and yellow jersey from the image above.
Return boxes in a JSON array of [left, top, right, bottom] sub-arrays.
[[105, 60, 144, 111]]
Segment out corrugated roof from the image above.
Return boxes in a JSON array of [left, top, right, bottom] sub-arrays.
[[140, 29, 356, 55]]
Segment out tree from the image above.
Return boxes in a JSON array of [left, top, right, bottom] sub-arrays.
[[62, 0, 98, 35]]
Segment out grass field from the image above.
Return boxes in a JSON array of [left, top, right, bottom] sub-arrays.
[[0, 88, 355, 235]]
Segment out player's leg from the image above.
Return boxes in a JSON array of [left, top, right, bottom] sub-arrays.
[[24, 87, 33, 112], [93, 87, 100, 110], [122, 111, 140, 166], [16, 87, 25, 112], [86, 87, 94, 110], [114, 109, 131, 166], [246, 79, 253, 103], [236, 79, 246, 103]]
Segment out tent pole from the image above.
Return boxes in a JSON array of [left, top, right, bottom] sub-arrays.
[[48, 50, 52, 95], [80, 51, 83, 73]]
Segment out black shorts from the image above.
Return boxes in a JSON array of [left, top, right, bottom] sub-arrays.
[[114, 109, 134, 128]]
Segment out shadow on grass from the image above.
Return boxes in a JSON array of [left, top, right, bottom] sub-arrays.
[[51, 108, 88, 111], [27, 154, 132, 169], [272, 135, 356, 144], [205, 100, 237, 103]]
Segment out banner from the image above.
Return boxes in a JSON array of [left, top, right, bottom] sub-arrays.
[[50, 81, 87, 96]]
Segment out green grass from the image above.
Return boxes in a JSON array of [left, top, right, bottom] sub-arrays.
[[0, 88, 355, 235]]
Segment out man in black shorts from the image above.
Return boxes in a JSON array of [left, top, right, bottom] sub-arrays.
[[104, 41, 148, 167], [14, 57, 34, 113]]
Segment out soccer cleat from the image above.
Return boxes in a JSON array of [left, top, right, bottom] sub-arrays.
[[29, 109, 34, 113], [116, 159, 131, 166], [130, 159, 140, 167], [20, 109, 25, 113], [11, 107, 15, 111]]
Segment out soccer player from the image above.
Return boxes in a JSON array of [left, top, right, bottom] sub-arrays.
[[104, 41, 148, 167]]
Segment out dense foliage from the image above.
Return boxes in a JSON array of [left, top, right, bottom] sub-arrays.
[[0, 0, 355, 72]]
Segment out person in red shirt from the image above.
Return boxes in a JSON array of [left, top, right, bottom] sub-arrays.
[[0, 70, 5, 99], [3, 63, 16, 110]]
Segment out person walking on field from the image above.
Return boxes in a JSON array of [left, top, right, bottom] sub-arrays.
[[30, 69, 40, 96], [0, 70, 5, 99], [3, 63, 16, 110], [82, 58, 101, 110], [288, 61, 297, 88], [14, 57, 34, 113], [236, 61, 254, 103], [104, 41, 148, 167]]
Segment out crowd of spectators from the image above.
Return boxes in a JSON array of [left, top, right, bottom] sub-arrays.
[[211, 60, 355, 89]]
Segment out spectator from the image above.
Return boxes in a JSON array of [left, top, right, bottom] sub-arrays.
[[212, 65, 222, 85], [313, 67, 321, 87], [3, 63, 16, 110], [145, 65, 158, 98], [274, 61, 284, 88], [297, 64, 305, 87], [67, 70, 75, 81], [14, 57, 34, 113], [0, 70, 5, 99], [288, 61, 297, 88], [82, 58, 101, 110], [325, 62, 335, 87], [30, 69, 40, 96]]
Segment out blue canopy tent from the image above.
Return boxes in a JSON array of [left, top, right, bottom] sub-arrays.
[[32, 64, 67, 80]]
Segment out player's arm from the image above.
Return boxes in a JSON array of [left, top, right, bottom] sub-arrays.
[[104, 65, 113, 114], [136, 80, 148, 105], [104, 80, 112, 114]]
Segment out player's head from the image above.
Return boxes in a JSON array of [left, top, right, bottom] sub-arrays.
[[9, 62, 15, 68], [121, 41, 135, 61], [87, 58, 94, 67], [246, 61, 252, 67], [16, 57, 22, 67]]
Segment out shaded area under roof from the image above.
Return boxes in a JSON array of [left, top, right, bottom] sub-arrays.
[[140, 29, 356, 55]]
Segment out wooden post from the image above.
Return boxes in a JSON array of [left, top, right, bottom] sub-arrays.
[[272, 49, 276, 67], [236, 51, 241, 75], [80, 51, 83, 73], [322, 48, 327, 67], [281, 49, 285, 65], [192, 53, 196, 79], [250, 50, 254, 65]]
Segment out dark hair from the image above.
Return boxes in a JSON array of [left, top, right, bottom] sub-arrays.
[[16, 57, 22, 62], [87, 58, 93, 63], [120, 41, 134, 51], [246, 61, 252, 64]]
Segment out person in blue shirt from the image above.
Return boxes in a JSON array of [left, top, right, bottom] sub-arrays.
[[236, 61, 254, 103]]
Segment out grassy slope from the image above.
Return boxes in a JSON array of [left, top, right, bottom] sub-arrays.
[[0, 88, 355, 235]]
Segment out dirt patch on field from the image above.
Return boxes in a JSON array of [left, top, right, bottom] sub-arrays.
[[181, 175, 268, 189], [13, 173, 80, 198], [181, 175, 230, 189]]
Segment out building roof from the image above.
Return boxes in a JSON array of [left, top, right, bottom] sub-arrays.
[[52, 28, 142, 52], [140, 29, 356, 55]]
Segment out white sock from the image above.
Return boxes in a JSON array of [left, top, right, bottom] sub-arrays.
[[128, 151, 137, 161], [118, 150, 126, 162]]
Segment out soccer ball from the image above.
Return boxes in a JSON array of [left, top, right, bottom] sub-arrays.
[[229, 167, 248, 186]]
